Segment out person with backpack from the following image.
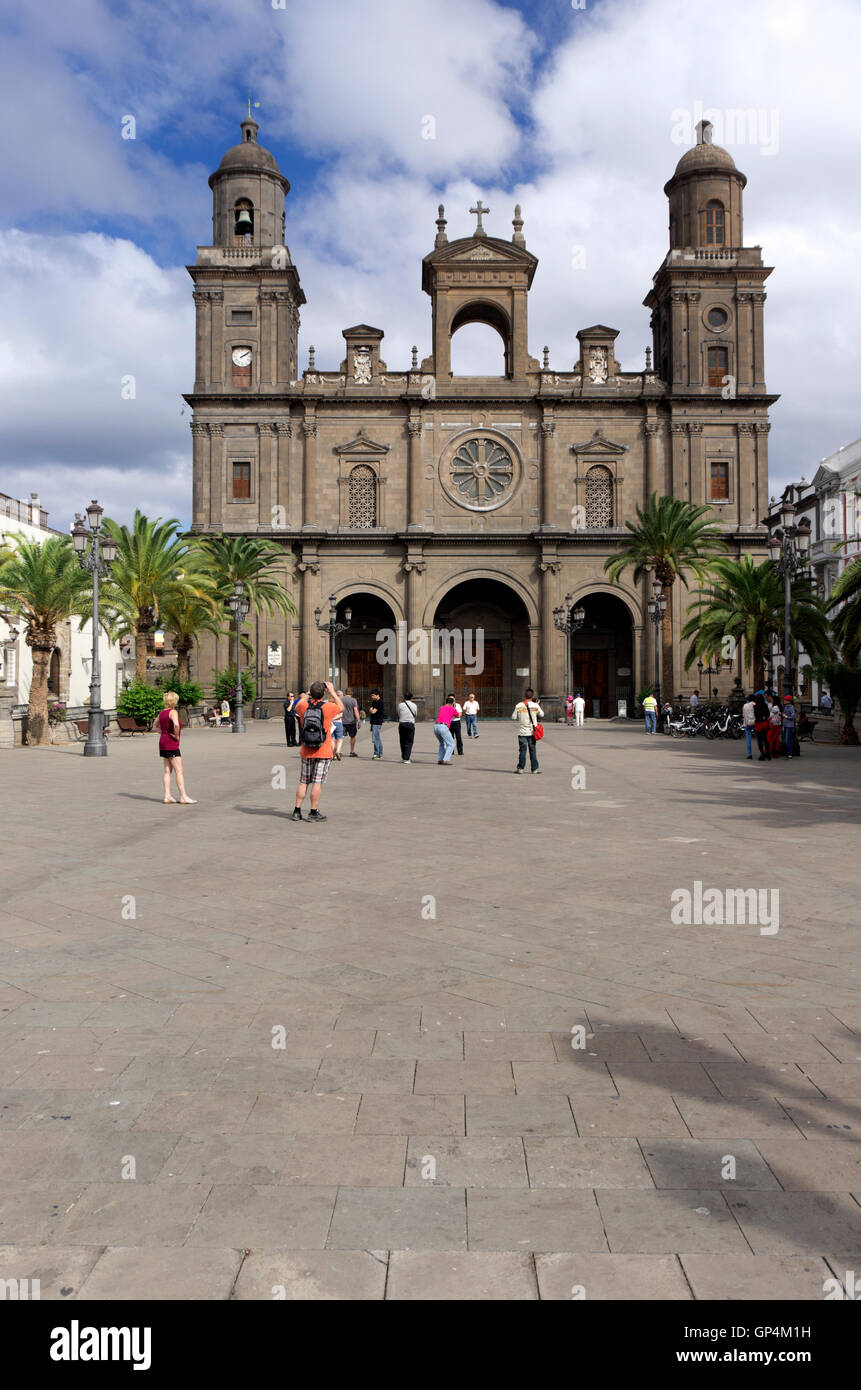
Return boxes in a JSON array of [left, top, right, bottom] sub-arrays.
[[397, 691, 418, 763], [292, 680, 344, 822], [512, 688, 543, 774]]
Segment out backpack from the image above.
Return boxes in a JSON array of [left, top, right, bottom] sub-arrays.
[[301, 700, 326, 750]]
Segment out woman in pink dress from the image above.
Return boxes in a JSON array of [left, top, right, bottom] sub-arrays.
[[157, 692, 197, 804]]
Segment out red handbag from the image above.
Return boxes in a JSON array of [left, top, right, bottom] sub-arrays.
[[527, 702, 544, 740]]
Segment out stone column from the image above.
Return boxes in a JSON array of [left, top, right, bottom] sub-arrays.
[[259, 292, 276, 387], [302, 413, 318, 530], [687, 422, 704, 506], [670, 422, 688, 502], [275, 292, 292, 386], [257, 423, 275, 528], [407, 419, 423, 529], [298, 559, 320, 684], [209, 424, 224, 527], [193, 292, 211, 389], [751, 292, 767, 390], [671, 292, 686, 387], [737, 422, 756, 528], [209, 291, 224, 390], [686, 292, 701, 385], [404, 561, 428, 707], [754, 421, 770, 525], [528, 624, 541, 698], [540, 418, 556, 528], [643, 420, 659, 501], [539, 561, 560, 702], [191, 422, 209, 529], [274, 421, 292, 529], [736, 291, 754, 390]]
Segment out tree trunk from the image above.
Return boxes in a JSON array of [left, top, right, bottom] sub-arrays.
[[175, 642, 191, 684], [26, 646, 51, 746], [135, 630, 147, 679]]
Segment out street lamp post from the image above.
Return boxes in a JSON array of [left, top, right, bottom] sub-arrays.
[[552, 594, 586, 710], [71, 501, 117, 758], [228, 581, 250, 733], [314, 594, 352, 684], [647, 579, 668, 720], [766, 490, 812, 701], [696, 655, 722, 702]]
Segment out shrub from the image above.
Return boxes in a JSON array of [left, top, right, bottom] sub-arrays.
[[153, 667, 203, 707], [214, 668, 256, 706], [48, 701, 67, 725], [117, 679, 163, 728]]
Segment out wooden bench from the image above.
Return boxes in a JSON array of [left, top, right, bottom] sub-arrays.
[[116, 715, 150, 735]]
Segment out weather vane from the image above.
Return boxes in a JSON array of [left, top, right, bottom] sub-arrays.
[[246, 92, 260, 119]]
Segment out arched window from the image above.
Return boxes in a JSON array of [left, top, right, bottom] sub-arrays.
[[704, 200, 725, 246], [234, 198, 254, 244], [348, 465, 377, 528], [584, 465, 614, 528], [48, 647, 60, 694]]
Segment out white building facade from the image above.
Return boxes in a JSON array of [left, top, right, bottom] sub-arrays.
[[0, 491, 130, 736]]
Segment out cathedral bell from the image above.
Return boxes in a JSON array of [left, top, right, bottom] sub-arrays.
[[235, 207, 253, 233]]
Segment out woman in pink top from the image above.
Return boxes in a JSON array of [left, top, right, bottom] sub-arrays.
[[157, 691, 197, 804], [434, 695, 457, 764]]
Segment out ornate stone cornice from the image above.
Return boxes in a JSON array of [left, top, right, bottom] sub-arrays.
[[297, 560, 320, 574], [737, 422, 756, 435], [755, 421, 771, 433], [274, 421, 293, 436], [687, 422, 703, 434], [209, 423, 224, 436], [406, 421, 423, 437], [190, 422, 208, 436]]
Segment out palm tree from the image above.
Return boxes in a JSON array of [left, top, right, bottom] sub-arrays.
[[828, 556, 861, 663], [192, 534, 296, 672], [682, 556, 830, 690], [160, 584, 222, 683], [0, 535, 90, 746], [101, 511, 196, 678], [604, 494, 727, 693], [809, 652, 861, 746]]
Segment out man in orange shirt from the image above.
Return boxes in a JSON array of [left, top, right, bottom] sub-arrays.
[[292, 680, 344, 823]]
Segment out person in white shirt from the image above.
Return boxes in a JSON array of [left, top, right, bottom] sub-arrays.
[[741, 694, 756, 759], [463, 694, 480, 738], [450, 699, 464, 755], [689, 690, 700, 710], [397, 692, 418, 763], [572, 693, 586, 728], [512, 688, 543, 774]]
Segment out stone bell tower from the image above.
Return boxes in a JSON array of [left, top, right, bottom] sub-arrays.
[[187, 117, 306, 531]]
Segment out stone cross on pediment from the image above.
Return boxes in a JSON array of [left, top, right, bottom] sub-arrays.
[[470, 200, 490, 236]]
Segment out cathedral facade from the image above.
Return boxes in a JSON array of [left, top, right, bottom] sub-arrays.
[[187, 116, 775, 718]]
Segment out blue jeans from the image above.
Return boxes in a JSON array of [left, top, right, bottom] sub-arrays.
[[517, 734, 538, 771], [466, 713, 478, 737], [435, 723, 455, 762], [644, 711, 656, 733], [745, 726, 754, 757], [371, 724, 383, 757]]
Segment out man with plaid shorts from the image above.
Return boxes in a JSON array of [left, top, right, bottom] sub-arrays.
[[292, 680, 344, 823]]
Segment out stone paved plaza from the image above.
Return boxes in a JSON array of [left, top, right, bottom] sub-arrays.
[[1, 718, 859, 1301]]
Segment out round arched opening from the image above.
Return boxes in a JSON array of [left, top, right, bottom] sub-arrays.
[[432, 577, 531, 715], [569, 593, 634, 718], [334, 592, 398, 713]]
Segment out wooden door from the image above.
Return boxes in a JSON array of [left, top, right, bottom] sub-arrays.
[[347, 649, 385, 713], [453, 640, 503, 715], [571, 650, 608, 716]]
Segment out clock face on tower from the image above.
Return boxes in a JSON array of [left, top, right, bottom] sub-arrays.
[[232, 347, 252, 367]]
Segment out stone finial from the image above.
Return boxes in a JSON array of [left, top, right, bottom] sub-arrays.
[[695, 118, 713, 145], [512, 203, 525, 246], [308, 345, 316, 370], [411, 345, 418, 370], [435, 204, 448, 248], [542, 346, 550, 370], [645, 346, 652, 370]]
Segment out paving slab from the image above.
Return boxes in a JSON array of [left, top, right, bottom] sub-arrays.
[[405, 1136, 528, 1188], [680, 1253, 833, 1300], [466, 1189, 607, 1253], [725, 1191, 861, 1256], [327, 1187, 467, 1251], [77, 1245, 242, 1300], [0, 1244, 102, 1300], [597, 1189, 750, 1254], [185, 1185, 337, 1248], [524, 1137, 655, 1189], [535, 1252, 691, 1300], [232, 1250, 387, 1300], [387, 1251, 537, 1300]]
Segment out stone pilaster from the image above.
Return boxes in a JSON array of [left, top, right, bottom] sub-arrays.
[[687, 422, 704, 506], [540, 417, 556, 528], [257, 422, 275, 528], [686, 292, 701, 385], [643, 420, 659, 500], [193, 292, 211, 390], [208, 423, 224, 527], [191, 422, 209, 529], [260, 291, 276, 386], [209, 291, 224, 390], [274, 421, 292, 529], [407, 419, 423, 529], [737, 422, 756, 527], [302, 412, 318, 530]]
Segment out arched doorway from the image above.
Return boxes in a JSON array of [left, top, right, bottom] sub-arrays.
[[47, 647, 61, 697], [431, 578, 531, 716], [569, 593, 634, 718], [337, 592, 398, 714]]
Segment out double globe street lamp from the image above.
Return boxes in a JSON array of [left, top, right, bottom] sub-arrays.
[[72, 501, 117, 758], [228, 581, 250, 734], [552, 595, 586, 706], [315, 594, 352, 684], [647, 579, 668, 719], [766, 490, 812, 700]]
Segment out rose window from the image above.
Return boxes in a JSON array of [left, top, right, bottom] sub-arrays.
[[449, 438, 514, 508]]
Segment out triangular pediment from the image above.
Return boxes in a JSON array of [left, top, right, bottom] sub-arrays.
[[428, 236, 537, 268], [570, 429, 628, 457], [342, 324, 384, 339], [577, 324, 620, 338], [333, 427, 390, 456]]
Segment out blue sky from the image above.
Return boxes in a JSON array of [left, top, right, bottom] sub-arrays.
[[1, 0, 859, 530]]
